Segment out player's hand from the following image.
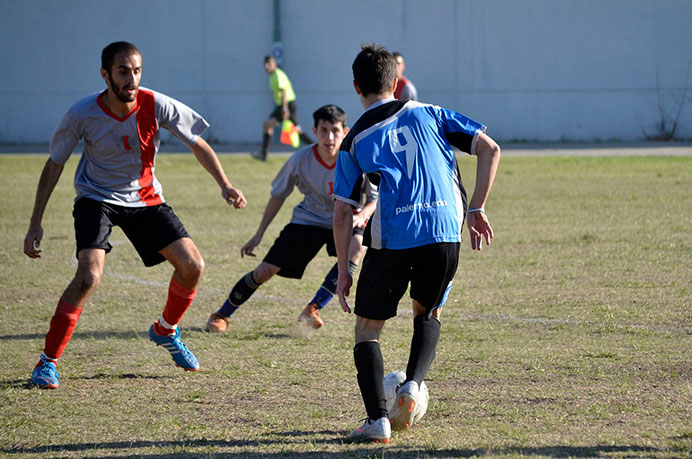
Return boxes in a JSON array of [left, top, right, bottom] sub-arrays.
[[241, 234, 262, 258], [336, 270, 353, 314], [24, 225, 44, 258], [467, 211, 494, 250], [222, 185, 247, 209], [352, 212, 368, 229]]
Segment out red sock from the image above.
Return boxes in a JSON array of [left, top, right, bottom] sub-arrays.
[[161, 277, 196, 327], [44, 299, 83, 360]]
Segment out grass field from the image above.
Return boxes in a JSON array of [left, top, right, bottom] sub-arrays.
[[0, 151, 690, 458]]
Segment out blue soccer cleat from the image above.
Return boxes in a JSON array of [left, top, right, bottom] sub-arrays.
[[32, 355, 60, 389], [149, 322, 200, 371]]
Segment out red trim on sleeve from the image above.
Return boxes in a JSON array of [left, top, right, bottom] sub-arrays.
[[135, 90, 163, 206], [312, 145, 336, 170]]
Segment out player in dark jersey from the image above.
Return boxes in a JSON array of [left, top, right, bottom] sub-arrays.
[[333, 44, 501, 443], [23, 41, 247, 389], [206, 105, 375, 333]]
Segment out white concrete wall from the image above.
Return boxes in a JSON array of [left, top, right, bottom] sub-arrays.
[[1, 0, 690, 144]]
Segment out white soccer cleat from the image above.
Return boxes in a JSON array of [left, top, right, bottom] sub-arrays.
[[349, 417, 391, 443], [389, 380, 419, 431], [383, 371, 429, 426]]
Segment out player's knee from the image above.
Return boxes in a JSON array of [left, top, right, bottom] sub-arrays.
[[184, 255, 205, 283], [194, 256, 205, 278], [75, 268, 101, 293], [355, 317, 383, 342], [252, 264, 277, 284]]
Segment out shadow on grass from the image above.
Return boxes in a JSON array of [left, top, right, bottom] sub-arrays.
[[0, 436, 666, 458], [0, 330, 145, 341], [0, 329, 296, 341], [1, 373, 165, 390]]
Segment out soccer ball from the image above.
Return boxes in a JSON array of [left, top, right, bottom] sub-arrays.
[[383, 370, 429, 423]]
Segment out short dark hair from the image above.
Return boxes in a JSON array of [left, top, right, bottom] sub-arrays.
[[352, 44, 396, 97], [264, 55, 275, 64], [312, 104, 347, 129], [101, 41, 141, 72]]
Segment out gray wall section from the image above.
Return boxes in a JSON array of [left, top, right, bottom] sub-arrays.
[[1, 0, 691, 144]]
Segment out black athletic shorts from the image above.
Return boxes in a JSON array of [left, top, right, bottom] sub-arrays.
[[269, 100, 299, 125], [354, 242, 460, 320], [263, 223, 336, 279], [73, 198, 190, 267]]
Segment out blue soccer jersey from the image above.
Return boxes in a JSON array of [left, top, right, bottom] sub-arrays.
[[334, 99, 486, 250]]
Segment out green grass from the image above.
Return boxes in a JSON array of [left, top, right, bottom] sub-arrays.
[[0, 152, 690, 458]]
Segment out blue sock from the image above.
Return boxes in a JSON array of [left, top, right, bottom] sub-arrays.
[[217, 297, 239, 318], [310, 286, 334, 309], [310, 261, 358, 309]]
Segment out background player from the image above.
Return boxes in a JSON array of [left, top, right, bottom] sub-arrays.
[[253, 55, 313, 161], [333, 44, 501, 442], [392, 52, 418, 101], [298, 177, 376, 329], [24, 41, 247, 389], [206, 104, 375, 332]]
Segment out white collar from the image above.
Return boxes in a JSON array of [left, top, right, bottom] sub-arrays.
[[365, 97, 396, 112]]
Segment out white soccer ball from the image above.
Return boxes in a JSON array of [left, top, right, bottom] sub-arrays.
[[383, 370, 429, 423]]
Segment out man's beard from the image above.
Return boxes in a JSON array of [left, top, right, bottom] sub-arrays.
[[108, 72, 138, 103]]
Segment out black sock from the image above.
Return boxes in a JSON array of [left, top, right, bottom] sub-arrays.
[[226, 272, 261, 308], [261, 133, 271, 155], [405, 314, 441, 386], [354, 341, 387, 420], [298, 132, 313, 146]]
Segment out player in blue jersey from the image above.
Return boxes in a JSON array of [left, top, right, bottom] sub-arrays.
[[23, 41, 247, 389], [333, 44, 501, 443]]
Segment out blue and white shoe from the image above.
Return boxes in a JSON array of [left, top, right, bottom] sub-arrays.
[[149, 322, 199, 371], [32, 355, 60, 389]]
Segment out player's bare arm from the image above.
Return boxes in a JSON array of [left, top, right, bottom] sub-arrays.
[[24, 158, 64, 258], [190, 137, 247, 209], [353, 200, 376, 228], [280, 89, 289, 119], [467, 132, 501, 250], [333, 200, 355, 313], [241, 196, 285, 258]]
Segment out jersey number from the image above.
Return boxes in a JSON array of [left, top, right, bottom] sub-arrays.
[[389, 126, 418, 179]]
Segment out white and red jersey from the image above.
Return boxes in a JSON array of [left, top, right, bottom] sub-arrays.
[[270, 144, 378, 229], [50, 87, 209, 207]]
